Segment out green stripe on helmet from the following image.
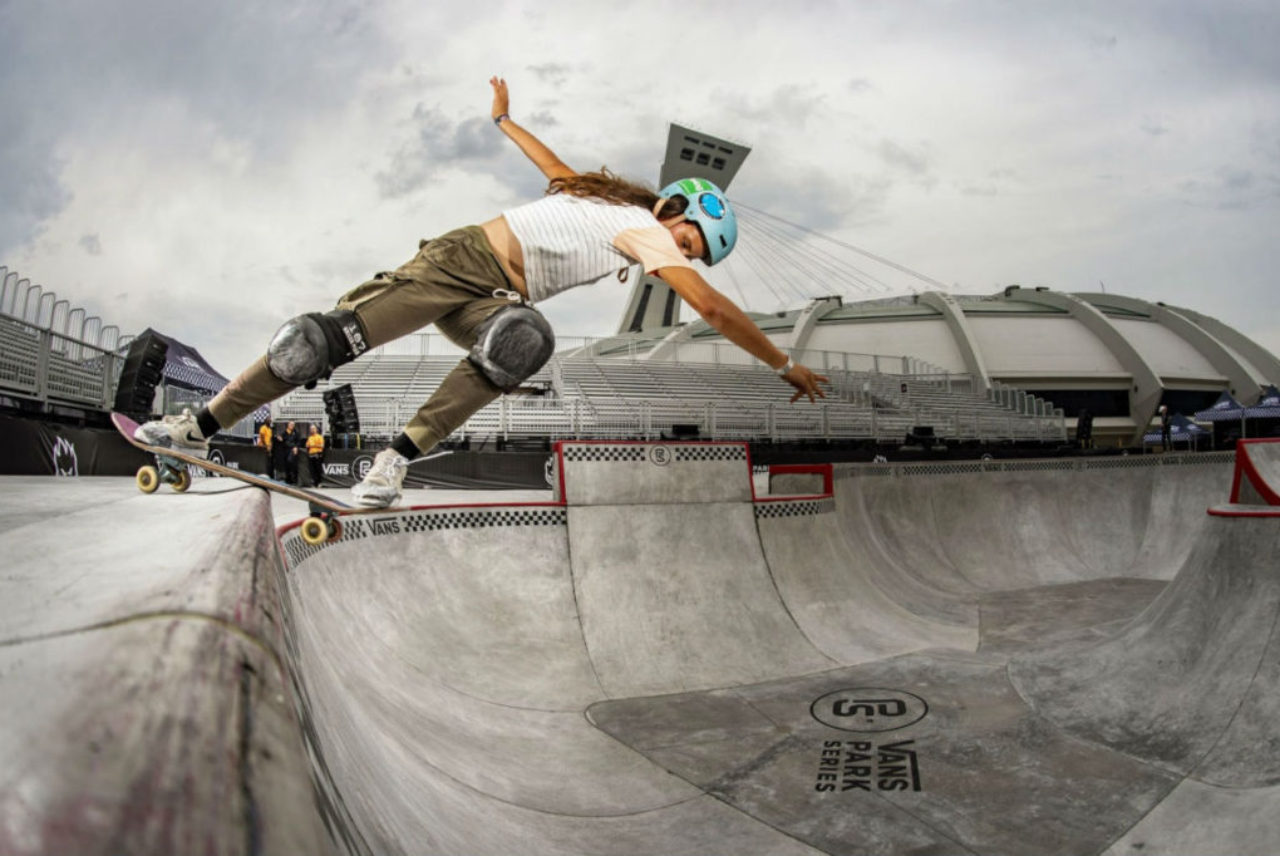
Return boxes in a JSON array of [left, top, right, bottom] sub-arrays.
[[658, 177, 737, 266]]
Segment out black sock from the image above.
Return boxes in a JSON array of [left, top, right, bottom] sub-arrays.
[[195, 407, 221, 439], [390, 433, 421, 461]]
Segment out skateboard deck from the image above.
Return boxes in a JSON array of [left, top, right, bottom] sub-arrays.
[[112, 412, 400, 543]]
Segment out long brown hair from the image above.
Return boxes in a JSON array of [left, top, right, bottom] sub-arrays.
[[548, 168, 686, 219]]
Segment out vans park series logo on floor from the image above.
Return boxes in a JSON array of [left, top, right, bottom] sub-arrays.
[[810, 688, 927, 794]]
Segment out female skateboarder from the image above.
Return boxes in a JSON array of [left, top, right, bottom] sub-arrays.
[[136, 77, 829, 507]]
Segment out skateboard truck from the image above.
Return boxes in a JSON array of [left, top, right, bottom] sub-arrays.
[[135, 454, 193, 494]]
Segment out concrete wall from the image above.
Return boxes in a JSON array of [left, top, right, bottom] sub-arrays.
[[0, 481, 338, 856]]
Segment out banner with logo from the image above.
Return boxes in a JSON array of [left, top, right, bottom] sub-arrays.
[[0, 414, 551, 489], [316, 448, 550, 490], [0, 413, 149, 476]]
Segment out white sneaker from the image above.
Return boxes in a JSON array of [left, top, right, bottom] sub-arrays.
[[134, 408, 209, 454], [351, 448, 409, 508]]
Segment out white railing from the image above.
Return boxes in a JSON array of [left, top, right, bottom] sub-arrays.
[[0, 314, 123, 409], [371, 334, 1078, 423], [1, 267, 131, 353], [347, 330, 958, 379], [277, 380, 1066, 445], [0, 269, 1066, 446]]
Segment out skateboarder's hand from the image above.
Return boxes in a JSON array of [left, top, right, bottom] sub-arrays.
[[490, 76, 510, 120], [782, 363, 830, 404]]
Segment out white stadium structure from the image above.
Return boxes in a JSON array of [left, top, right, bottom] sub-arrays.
[[600, 284, 1280, 447]]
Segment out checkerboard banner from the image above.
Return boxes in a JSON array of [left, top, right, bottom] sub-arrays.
[[754, 498, 835, 519], [280, 506, 567, 566]]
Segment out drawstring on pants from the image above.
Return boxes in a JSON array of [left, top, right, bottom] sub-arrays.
[[492, 288, 525, 304]]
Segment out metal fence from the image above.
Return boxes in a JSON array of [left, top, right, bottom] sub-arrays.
[[277, 375, 1066, 445], [846, 450, 1236, 480], [0, 314, 124, 410], [1, 267, 131, 353], [342, 331, 1062, 419], [1, 267, 1065, 445]]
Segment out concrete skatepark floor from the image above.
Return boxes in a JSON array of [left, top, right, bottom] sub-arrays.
[[2, 443, 1278, 855]]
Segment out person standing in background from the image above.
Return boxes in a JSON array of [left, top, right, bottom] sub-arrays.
[[257, 419, 274, 479], [277, 421, 301, 485], [306, 424, 326, 487]]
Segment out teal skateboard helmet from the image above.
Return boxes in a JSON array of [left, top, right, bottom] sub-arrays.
[[659, 177, 737, 265]]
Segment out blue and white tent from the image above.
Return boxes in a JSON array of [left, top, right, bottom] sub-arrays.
[[1245, 385, 1280, 419], [1194, 390, 1246, 422]]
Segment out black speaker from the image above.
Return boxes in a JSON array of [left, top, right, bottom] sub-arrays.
[[666, 423, 700, 439], [1076, 409, 1094, 443], [322, 383, 360, 434], [113, 333, 169, 418], [906, 425, 936, 448]]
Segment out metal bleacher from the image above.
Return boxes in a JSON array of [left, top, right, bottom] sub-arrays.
[[1, 267, 130, 411], [273, 333, 1066, 446], [1, 264, 1065, 447], [0, 266, 258, 435]]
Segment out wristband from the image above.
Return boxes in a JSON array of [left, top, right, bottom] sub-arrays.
[[775, 358, 795, 376], [493, 113, 510, 126]]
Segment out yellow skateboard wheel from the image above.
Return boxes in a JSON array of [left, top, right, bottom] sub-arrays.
[[136, 465, 160, 494], [171, 469, 192, 493], [300, 516, 331, 545]]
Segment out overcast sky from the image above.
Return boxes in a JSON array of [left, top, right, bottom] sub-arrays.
[[2, 0, 1277, 374]]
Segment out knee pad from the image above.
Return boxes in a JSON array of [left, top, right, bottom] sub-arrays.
[[266, 309, 369, 387], [468, 305, 554, 392]]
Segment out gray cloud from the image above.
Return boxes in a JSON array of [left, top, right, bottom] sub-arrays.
[[1088, 32, 1119, 53], [525, 110, 559, 128], [0, 140, 71, 253], [958, 182, 999, 198], [1178, 166, 1280, 210], [877, 139, 933, 178], [78, 234, 102, 256], [526, 63, 574, 88], [0, 0, 391, 255], [720, 84, 828, 128], [958, 168, 1020, 198], [1140, 117, 1170, 137], [376, 107, 511, 198], [736, 166, 893, 233], [1251, 122, 1280, 165]]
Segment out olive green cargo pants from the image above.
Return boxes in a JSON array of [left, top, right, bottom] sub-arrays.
[[208, 227, 528, 453]]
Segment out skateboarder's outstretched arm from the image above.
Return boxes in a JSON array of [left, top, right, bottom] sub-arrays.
[[490, 76, 576, 180], [658, 265, 829, 404]]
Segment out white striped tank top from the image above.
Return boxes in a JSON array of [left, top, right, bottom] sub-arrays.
[[501, 194, 662, 304]]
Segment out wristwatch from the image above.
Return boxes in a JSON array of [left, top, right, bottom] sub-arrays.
[[775, 358, 795, 376]]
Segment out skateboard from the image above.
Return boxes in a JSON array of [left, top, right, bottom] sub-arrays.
[[112, 412, 399, 545]]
